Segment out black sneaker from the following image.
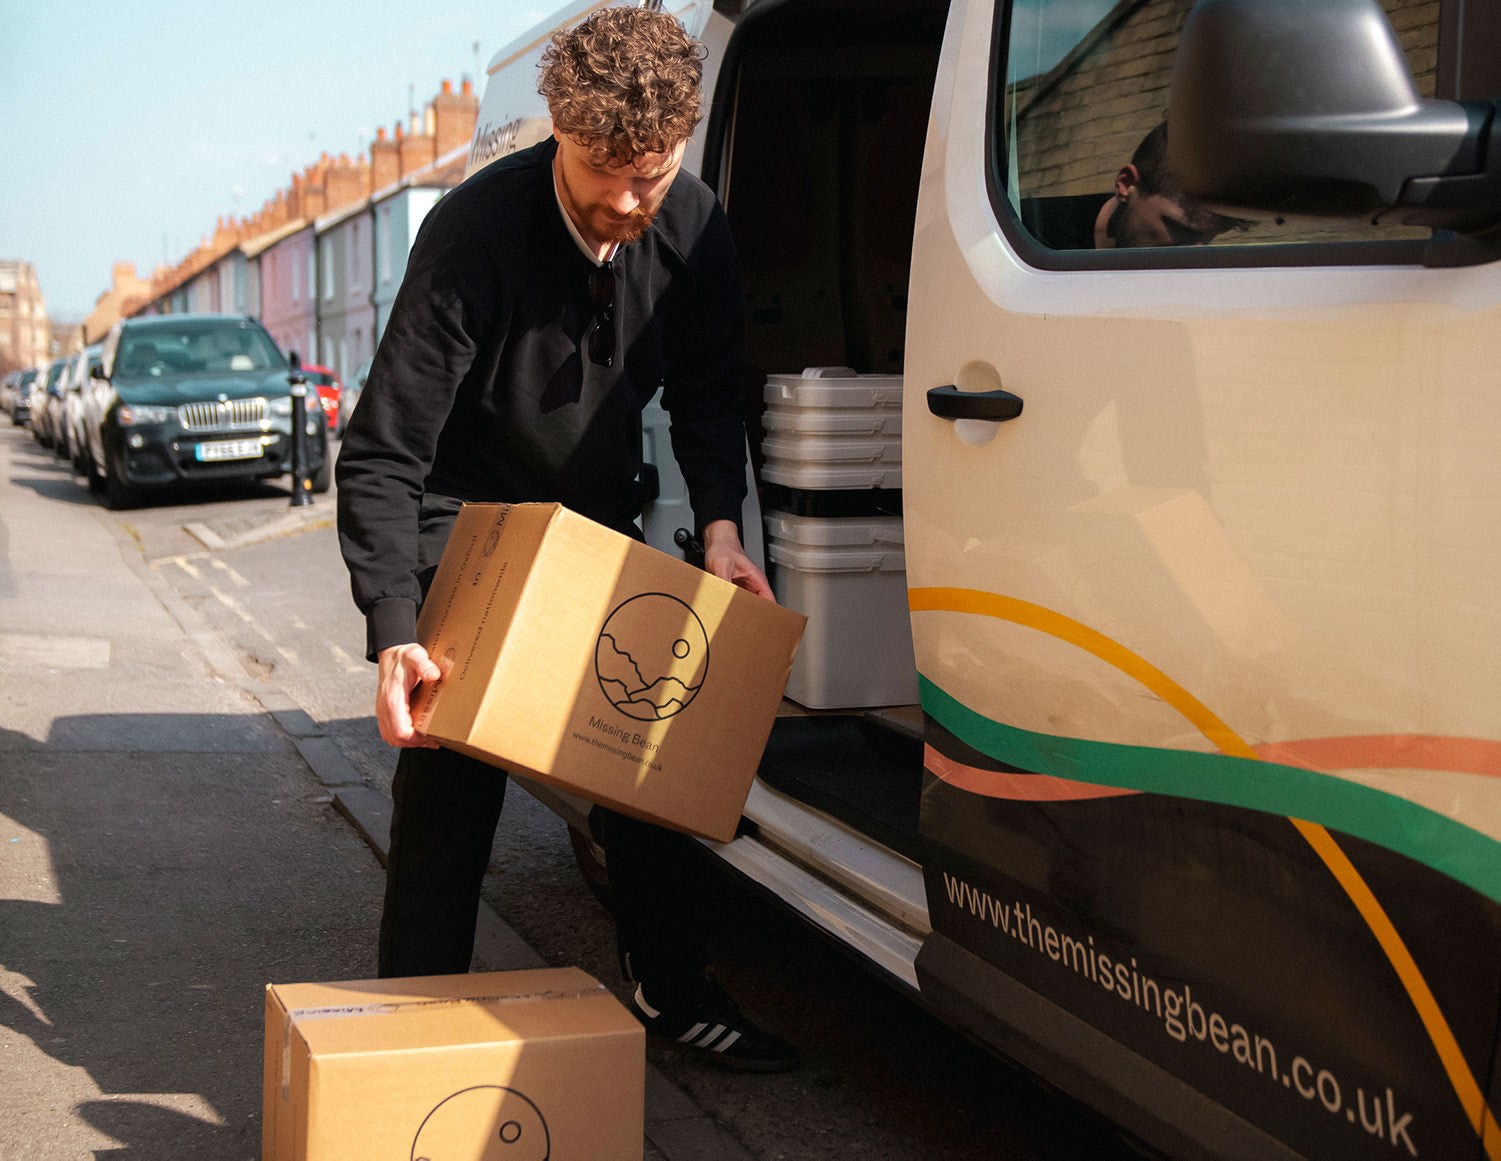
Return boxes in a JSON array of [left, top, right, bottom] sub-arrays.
[[630, 980, 800, 1072]]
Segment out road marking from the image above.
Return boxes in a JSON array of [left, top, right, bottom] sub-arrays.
[[329, 642, 367, 674], [159, 555, 206, 578], [209, 559, 250, 587]]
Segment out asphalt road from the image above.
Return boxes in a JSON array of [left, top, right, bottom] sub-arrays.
[[30, 430, 1150, 1161]]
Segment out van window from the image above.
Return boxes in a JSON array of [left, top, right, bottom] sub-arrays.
[[999, 0, 1442, 255]]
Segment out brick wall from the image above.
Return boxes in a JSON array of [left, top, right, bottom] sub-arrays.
[[1014, 0, 1440, 200]]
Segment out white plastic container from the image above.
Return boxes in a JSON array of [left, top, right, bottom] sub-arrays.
[[760, 368, 904, 492], [764, 367, 904, 410], [761, 434, 902, 470], [760, 407, 903, 437], [765, 512, 918, 708], [761, 461, 903, 490]]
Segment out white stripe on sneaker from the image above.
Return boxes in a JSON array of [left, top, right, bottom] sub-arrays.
[[677, 1021, 709, 1044], [710, 1030, 742, 1054], [693, 1023, 728, 1049], [634, 985, 662, 1020]]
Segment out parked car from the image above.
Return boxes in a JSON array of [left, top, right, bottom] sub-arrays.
[[49, 350, 85, 462], [0, 371, 19, 419], [28, 357, 69, 448], [63, 345, 103, 475], [298, 364, 343, 435], [82, 314, 331, 509], [5, 366, 37, 425]]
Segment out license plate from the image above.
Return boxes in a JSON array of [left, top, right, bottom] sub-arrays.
[[195, 438, 263, 462]]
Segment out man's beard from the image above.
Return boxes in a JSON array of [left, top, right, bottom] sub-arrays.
[[600, 205, 656, 244], [557, 159, 658, 246]]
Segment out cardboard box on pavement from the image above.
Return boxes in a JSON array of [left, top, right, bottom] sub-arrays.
[[412, 503, 806, 842], [263, 966, 644, 1161]]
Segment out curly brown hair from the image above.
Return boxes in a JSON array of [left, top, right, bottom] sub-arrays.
[[538, 7, 705, 157]]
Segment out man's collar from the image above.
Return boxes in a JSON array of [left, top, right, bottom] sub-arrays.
[[552, 168, 619, 268]]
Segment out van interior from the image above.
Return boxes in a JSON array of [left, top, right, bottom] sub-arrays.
[[708, 0, 953, 863]]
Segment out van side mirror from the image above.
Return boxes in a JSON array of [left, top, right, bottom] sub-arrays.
[[288, 350, 302, 373], [1168, 0, 1501, 234]]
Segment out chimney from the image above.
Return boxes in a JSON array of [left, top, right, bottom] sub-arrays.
[[325, 151, 370, 212], [371, 125, 400, 190], [301, 157, 329, 218], [433, 77, 480, 158], [398, 114, 436, 177]]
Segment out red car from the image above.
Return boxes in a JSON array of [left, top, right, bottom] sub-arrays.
[[300, 365, 343, 435]]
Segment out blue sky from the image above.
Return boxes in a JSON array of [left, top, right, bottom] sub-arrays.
[[1, 0, 549, 321], [1, 0, 1113, 323]]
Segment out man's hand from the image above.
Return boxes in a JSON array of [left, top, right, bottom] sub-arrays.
[[702, 518, 775, 601], [376, 642, 443, 748]]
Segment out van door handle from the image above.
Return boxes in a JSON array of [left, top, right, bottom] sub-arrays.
[[926, 385, 1024, 421]]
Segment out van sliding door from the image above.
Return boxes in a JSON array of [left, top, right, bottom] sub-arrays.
[[904, 0, 1501, 1157]]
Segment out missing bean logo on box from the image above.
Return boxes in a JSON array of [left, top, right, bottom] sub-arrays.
[[411, 1084, 550, 1160], [594, 593, 709, 721]]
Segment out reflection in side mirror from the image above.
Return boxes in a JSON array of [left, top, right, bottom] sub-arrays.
[[1168, 0, 1501, 234], [90, 363, 108, 380]]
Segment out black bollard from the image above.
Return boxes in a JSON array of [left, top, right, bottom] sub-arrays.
[[288, 378, 314, 507]]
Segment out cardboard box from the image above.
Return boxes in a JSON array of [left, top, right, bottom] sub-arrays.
[[263, 967, 644, 1161], [412, 503, 806, 843]]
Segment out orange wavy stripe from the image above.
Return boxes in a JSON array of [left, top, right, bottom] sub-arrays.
[[1255, 735, 1501, 778], [926, 745, 1141, 801]]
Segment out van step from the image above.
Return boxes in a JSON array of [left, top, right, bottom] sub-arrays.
[[756, 714, 925, 861]]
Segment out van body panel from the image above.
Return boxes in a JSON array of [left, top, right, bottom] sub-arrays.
[[904, 0, 1501, 1155], [468, 0, 726, 181]]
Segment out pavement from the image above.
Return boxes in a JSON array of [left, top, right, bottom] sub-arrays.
[[0, 427, 755, 1160]]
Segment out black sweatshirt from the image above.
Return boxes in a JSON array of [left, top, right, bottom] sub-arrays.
[[336, 138, 750, 658]]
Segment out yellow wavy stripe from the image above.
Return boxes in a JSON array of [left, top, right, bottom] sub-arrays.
[[909, 586, 1500, 1154], [907, 587, 1258, 759], [1291, 818, 1501, 1151]]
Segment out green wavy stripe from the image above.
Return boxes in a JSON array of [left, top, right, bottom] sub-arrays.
[[920, 675, 1501, 906]]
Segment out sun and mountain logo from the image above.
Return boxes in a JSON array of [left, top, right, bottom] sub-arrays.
[[594, 593, 709, 721], [410, 1083, 550, 1160]]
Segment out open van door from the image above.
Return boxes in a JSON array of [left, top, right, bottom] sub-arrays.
[[904, 0, 1501, 1156]]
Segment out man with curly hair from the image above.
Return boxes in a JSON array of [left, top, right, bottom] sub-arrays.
[[336, 7, 797, 1071]]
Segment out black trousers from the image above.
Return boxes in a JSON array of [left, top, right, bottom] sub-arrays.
[[376, 742, 712, 994]]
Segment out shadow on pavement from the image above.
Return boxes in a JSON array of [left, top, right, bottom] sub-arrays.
[[0, 715, 384, 1159]]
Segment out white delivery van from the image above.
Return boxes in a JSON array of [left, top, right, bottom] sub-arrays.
[[470, 1, 1501, 1157]]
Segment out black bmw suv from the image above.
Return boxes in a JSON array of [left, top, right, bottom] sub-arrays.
[[84, 314, 330, 508]]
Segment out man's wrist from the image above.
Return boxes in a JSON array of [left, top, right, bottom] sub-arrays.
[[701, 518, 742, 550]]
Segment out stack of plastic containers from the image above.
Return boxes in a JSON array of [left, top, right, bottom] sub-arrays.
[[760, 367, 918, 708]]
